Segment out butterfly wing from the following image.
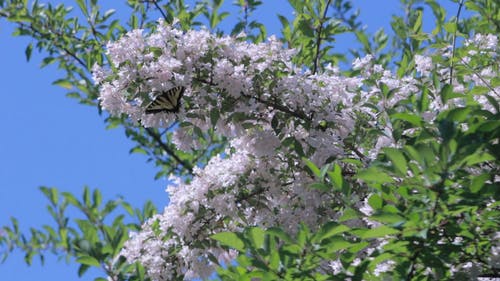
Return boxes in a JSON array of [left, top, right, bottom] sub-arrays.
[[145, 86, 185, 114]]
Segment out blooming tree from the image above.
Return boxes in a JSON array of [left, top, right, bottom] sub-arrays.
[[1, 0, 499, 280], [95, 15, 499, 281]]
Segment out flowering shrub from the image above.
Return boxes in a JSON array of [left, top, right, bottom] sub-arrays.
[[94, 19, 499, 280], [1, 0, 498, 280]]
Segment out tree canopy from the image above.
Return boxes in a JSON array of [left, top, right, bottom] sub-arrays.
[[0, 0, 498, 280]]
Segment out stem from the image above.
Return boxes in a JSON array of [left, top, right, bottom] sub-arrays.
[[243, 0, 249, 34], [152, 0, 168, 21], [312, 0, 332, 74], [460, 58, 500, 98], [26, 22, 89, 69], [144, 127, 194, 174], [449, 0, 465, 85]]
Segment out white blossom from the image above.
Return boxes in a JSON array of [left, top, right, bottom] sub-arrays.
[[415, 54, 433, 77]]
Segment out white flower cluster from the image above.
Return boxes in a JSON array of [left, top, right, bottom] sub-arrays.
[[93, 21, 499, 280], [92, 20, 424, 165]]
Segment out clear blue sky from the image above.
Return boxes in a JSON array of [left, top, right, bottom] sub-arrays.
[[0, 1, 459, 280]]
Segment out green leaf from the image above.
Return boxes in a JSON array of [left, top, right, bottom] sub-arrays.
[[462, 152, 494, 166], [357, 167, 395, 184], [368, 194, 383, 210], [211, 232, 245, 252], [383, 148, 408, 175], [355, 225, 399, 239], [309, 182, 330, 191], [321, 236, 353, 252], [348, 241, 370, 254], [296, 224, 309, 248], [121, 201, 134, 216], [397, 53, 410, 77], [246, 227, 265, 249], [267, 227, 293, 244], [268, 250, 281, 271], [418, 86, 430, 112], [76, 255, 101, 267], [339, 208, 359, 222], [136, 263, 146, 280], [77, 264, 90, 277], [477, 120, 500, 132], [355, 31, 370, 50], [83, 187, 91, 207], [25, 43, 33, 61], [130, 147, 147, 155], [370, 213, 405, 224], [443, 22, 456, 33], [92, 189, 102, 208], [446, 107, 471, 122], [439, 84, 456, 104], [62, 192, 81, 208], [278, 14, 291, 40], [75, 0, 88, 16], [391, 113, 422, 127], [41, 57, 57, 67], [327, 163, 344, 191], [298, 18, 314, 37], [60, 228, 68, 248], [469, 86, 489, 95], [40, 186, 59, 205], [303, 158, 321, 177], [412, 10, 423, 33], [470, 173, 490, 193], [210, 110, 219, 127], [313, 222, 350, 242]]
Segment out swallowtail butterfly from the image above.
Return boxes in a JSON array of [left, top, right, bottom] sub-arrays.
[[145, 86, 185, 114]]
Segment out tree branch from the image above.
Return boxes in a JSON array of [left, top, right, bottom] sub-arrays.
[[312, 0, 332, 74], [194, 77, 311, 122], [144, 127, 194, 174], [22, 21, 89, 69], [151, 0, 168, 22], [449, 0, 465, 85]]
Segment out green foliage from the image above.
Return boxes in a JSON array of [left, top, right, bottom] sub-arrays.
[[279, 0, 362, 72], [358, 101, 498, 279], [208, 1, 500, 278], [213, 87, 499, 279], [0, 186, 157, 280]]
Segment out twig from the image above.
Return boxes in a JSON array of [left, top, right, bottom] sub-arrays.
[[461, 58, 500, 98], [193, 77, 311, 122], [152, 0, 168, 22], [144, 127, 194, 174], [449, 0, 465, 85], [312, 0, 332, 74]]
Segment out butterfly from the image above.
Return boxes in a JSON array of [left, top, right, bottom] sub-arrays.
[[145, 86, 185, 114]]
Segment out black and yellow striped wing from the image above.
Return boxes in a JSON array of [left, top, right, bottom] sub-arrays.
[[145, 86, 185, 114]]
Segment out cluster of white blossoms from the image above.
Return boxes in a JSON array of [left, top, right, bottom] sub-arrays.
[[93, 19, 499, 280]]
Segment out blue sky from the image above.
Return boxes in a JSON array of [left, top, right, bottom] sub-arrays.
[[0, 1, 460, 280]]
